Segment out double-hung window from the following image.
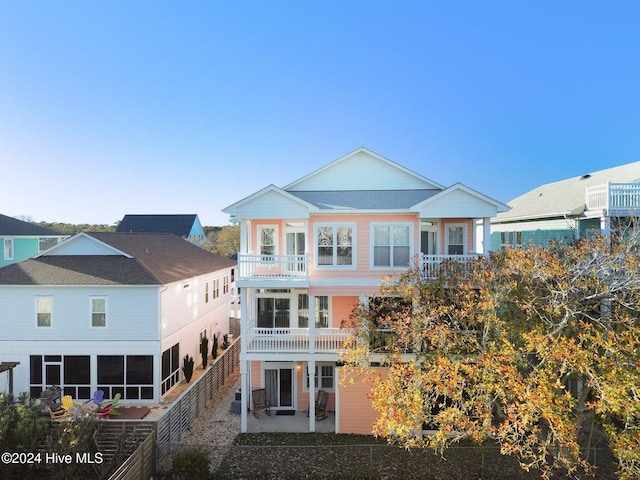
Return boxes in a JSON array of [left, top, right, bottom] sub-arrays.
[[316, 224, 354, 267], [372, 224, 411, 268], [446, 224, 466, 255], [305, 364, 335, 391], [91, 297, 107, 327], [36, 297, 52, 327]]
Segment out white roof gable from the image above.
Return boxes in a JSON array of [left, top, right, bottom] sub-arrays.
[[223, 185, 318, 220], [36, 232, 130, 257], [414, 183, 510, 218], [285, 147, 444, 191]]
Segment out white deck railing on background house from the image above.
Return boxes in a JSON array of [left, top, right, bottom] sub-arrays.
[[586, 183, 640, 214]]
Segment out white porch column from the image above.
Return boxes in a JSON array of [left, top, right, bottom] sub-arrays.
[[601, 214, 611, 237], [240, 361, 249, 433], [307, 359, 316, 432], [240, 289, 249, 433], [308, 295, 316, 354], [483, 217, 491, 256]]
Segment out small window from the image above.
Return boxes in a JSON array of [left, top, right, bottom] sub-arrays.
[[446, 225, 466, 255], [36, 297, 52, 327], [213, 279, 219, 299], [205, 282, 209, 303], [4, 238, 13, 260], [305, 364, 334, 391], [91, 297, 107, 327], [223, 276, 229, 294]]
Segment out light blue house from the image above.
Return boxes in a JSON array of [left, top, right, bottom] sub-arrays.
[[116, 214, 206, 245], [0, 214, 67, 268], [491, 161, 640, 250]]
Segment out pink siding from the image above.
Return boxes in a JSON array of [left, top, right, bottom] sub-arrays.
[[309, 213, 420, 280], [250, 361, 262, 389], [338, 367, 387, 435], [331, 296, 358, 328]]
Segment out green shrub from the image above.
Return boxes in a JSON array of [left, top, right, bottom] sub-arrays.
[[182, 355, 194, 382], [211, 334, 219, 360], [171, 447, 211, 480], [200, 336, 209, 369]]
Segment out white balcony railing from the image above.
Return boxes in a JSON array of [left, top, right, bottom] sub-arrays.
[[586, 183, 640, 213], [420, 254, 480, 279], [239, 254, 308, 281], [246, 327, 352, 353]]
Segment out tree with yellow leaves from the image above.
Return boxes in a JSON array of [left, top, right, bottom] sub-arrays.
[[342, 234, 640, 479]]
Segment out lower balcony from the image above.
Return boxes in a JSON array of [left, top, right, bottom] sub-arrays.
[[245, 328, 352, 353]]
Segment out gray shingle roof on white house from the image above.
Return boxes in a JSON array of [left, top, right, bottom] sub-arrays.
[[494, 161, 640, 223]]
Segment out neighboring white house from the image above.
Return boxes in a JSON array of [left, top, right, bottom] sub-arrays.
[[0, 232, 236, 403]]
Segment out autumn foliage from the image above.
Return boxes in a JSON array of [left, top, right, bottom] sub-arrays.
[[342, 234, 640, 479]]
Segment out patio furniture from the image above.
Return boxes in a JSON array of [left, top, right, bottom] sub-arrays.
[[252, 388, 271, 418], [95, 404, 112, 420], [48, 395, 78, 419], [315, 390, 329, 420], [84, 390, 105, 406]]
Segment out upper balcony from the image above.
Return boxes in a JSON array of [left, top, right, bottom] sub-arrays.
[[238, 253, 480, 285], [586, 183, 640, 216]]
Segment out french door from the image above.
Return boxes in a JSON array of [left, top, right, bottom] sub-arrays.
[[265, 365, 294, 409], [286, 225, 306, 273]]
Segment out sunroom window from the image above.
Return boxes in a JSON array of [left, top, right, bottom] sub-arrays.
[[316, 224, 354, 267]]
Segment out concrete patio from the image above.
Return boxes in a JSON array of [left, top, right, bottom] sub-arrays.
[[247, 409, 335, 433]]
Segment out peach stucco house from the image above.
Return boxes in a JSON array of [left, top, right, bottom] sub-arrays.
[[223, 147, 509, 434]]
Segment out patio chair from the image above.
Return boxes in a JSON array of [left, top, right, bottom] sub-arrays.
[[99, 392, 120, 409], [48, 395, 78, 419], [84, 390, 105, 406], [252, 388, 271, 418], [315, 390, 329, 421], [95, 404, 112, 420]]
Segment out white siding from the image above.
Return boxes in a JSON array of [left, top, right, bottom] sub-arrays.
[[0, 286, 159, 341], [289, 150, 436, 191], [234, 190, 311, 219], [419, 189, 499, 218]]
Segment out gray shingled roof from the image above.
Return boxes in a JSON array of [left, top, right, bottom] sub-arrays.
[[288, 190, 440, 210], [0, 256, 159, 285], [0, 213, 65, 236], [0, 232, 236, 286], [495, 161, 640, 223], [116, 214, 199, 237]]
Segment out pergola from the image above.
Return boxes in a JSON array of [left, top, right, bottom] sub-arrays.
[[0, 362, 20, 395]]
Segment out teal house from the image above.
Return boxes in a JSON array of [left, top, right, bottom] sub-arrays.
[[0, 214, 67, 267], [491, 161, 640, 250]]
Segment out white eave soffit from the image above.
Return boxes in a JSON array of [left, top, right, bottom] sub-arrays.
[[222, 185, 317, 219]]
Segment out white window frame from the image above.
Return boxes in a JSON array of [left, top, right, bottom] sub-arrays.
[[205, 281, 210, 303], [223, 275, 229, 294], [4, 238, 13, 260], [258, 225, 278, 258], [213, 278, 219, 299], [445, 223, 467, 255], [36, 296, 52, 327], [304, 363, 335, 392], [91, 297, 107, 327], [314, 223, 356, 269], [371, 222, 413, 269]]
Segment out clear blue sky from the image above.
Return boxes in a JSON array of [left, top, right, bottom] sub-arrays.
[[2, 1, 639, 226]]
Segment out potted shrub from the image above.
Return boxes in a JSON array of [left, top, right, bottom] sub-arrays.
[[211, 334, 219, 360], [182, 355, 194, 383], [200, 336, 209, 369]]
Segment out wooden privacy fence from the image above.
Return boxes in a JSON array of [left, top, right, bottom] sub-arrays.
[[156, 337, 239, 445], [106, 337, 240, 480]]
